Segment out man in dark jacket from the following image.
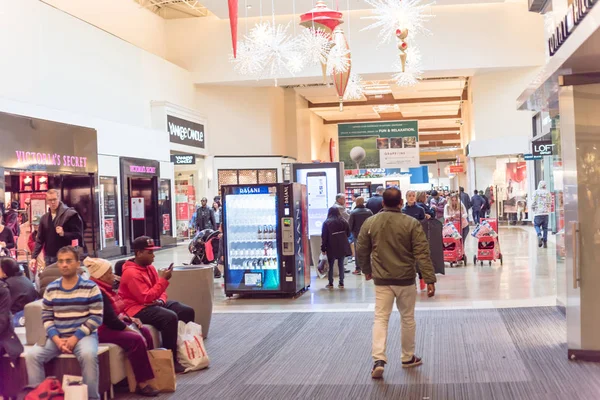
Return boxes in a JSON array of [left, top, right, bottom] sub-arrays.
[[195, 197, 216, 231], [348, 197, 373, 275], [459, 187, 471, 219], [30, 190, 84, 269], [0, 279, 24, 392], [471, 190, 485, 224], [3, 202, 20, 238], [356, 188, 436, 379], [366, 186, 384, 215]]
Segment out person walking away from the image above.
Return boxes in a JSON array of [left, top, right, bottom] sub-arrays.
[[356, 188, 436, 379], [3, 201, 20, 239], [119, 236, 195, 374], [416, 191, 435, 219], [429, 190, 446, 222], [332, 193, 350, 222], [480, 190, 490, 218], [25, 246, 103, 399], [402, 191, 428, 291], [531, 181, 552, 248], [84, 257, 159, 397], [366, 186, 385, 215], [321, 207, 351, 289], [459, 187, 471, 222], [0, 257, 39, 315], [471, 190, 485, 225], [0, 214, 16, 257], [212, 201, 222, 230], [30, 189, 84, 269], [195, 197, 216, 231], [444, 194, 469, 248], [401, 190, 426, 221], [348, 197, 373, 275]]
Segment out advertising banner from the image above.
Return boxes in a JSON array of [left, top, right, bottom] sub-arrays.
[[104, 219, 115, 239], [176, 203, 189, 221], [338, 121, 419, 169], [30, 193, 47, 225], [131, 197, 145, 220]]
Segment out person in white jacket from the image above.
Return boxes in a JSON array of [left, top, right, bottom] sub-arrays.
[[531, 181, 552, 248], [444, 194, 469, 248]]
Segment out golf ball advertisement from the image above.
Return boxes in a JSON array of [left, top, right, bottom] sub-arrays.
[[338, 121, 419, 169]]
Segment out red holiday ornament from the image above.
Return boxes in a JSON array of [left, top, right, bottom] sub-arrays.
[[228, 0, 239, 58]]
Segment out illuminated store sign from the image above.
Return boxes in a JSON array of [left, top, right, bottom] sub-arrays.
[[129, 165, 156, 174], [548, 0, 598, 56], [15, 151, 88, 168], [532, 140, 555, 156], [167, 115, 205, 149]]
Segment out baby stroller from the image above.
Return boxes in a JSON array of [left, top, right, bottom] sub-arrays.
[[473, 218, 503, 266], [443, 222, 467, 267], [188, 229, 222, 277]]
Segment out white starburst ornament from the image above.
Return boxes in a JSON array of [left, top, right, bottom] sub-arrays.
[[362, 0, 435, 45], [230, 40, 265, 77], [393, 46, 423, 87], [297, 27, 332, 66], [326, 41, 351, 75], [344, 72, 364, 100]]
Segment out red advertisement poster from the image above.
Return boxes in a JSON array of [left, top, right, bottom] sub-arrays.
[[176, 203, 189, 220], [162, 214, 171, 232], [104, 219, 114, 239]]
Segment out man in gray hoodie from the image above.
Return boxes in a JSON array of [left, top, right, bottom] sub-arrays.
[[531, 181, 552, 248]]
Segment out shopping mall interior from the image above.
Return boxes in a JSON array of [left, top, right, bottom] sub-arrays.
[[1, 0, 600, 399]]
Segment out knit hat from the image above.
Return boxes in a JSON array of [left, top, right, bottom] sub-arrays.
[[83, 257, 111, 279]]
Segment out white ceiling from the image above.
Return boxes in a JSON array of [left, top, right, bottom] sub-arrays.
[[201, 0, 508, 19], [133, 0, 210, 19]]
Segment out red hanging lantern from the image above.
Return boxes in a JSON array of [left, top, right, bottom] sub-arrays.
[[331, 27, 351, 112], [228, 0, 239, 58]]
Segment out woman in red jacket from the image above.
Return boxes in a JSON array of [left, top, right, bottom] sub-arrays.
[[84, 257, 159, 397]]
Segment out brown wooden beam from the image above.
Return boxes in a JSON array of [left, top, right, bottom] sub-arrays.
[[323, 112, 461, 125], [420, 127, 460, 133], [420, 142, 461, 148], [309, 96, 462, 109], [418, 134, 461, 141]]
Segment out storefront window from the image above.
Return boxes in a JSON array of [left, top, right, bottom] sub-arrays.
[[99, 177, 119, 249], [159, 179, 173, 238]]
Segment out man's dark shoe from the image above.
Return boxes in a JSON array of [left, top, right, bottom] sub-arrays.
[[371, 360, 386, 379], [344, 269, 351, 273], [543, 241, 548, 248], [538, 236, 543, 247], [326, 284, 334, 289], [352, 270, 362, 275], [174, 361, 186, 374], [136, 385, 160, 397], [402, 355, 423, 368]]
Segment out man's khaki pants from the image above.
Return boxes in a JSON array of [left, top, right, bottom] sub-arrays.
[[372, 284, 417, 363]]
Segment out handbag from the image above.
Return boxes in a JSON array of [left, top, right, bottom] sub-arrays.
[[24, 377, 64, 400], [317, 253, 329, 279], [177, 321, 210, 372], [126, 349, 176, 393]]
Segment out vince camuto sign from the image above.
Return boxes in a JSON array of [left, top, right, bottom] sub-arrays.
[[548, 0, 598, 56], [167, 115, 205, 149]]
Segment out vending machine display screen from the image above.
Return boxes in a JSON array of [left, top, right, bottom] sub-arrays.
[[296, 168, 338, 236]]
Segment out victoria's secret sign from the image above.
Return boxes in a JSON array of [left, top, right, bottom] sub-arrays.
[[130, 165, 156, 174], [15, 151, 88, 168], [548, 0, 598, 56]]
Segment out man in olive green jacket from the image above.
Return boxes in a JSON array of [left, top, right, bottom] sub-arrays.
[[356, 187, 436, 379]]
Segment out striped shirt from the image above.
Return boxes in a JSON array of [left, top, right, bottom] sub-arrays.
[[42, 276, 103, 340]]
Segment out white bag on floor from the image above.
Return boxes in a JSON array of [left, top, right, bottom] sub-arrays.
[[62, 375, 87, 400], [177, 321, 210, 372]]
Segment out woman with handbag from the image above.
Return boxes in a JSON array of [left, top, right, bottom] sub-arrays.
[[84, 258, 159, 397], [321, 207, 352, 289]]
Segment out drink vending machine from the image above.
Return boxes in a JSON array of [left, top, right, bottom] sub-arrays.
[[221, 183, 310, 296]]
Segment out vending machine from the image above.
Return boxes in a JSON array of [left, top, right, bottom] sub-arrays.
[[221, 183, 310, 297]]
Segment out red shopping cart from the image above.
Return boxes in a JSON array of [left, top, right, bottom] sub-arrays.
[[473, 218, 503, 266], [443, 222, 467, 267]]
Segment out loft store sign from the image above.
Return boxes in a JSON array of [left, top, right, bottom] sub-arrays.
[[548, 0, 598, 56], [532, 140, 555, 156], [167, 115, 205, 149], [15, 151, 88, 168], [130, 165, 156, 174]]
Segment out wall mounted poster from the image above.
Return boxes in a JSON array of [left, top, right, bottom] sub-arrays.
[[30, 193, 47, 225], [338, 121, 419, 169], [131, 197, 145, 220]]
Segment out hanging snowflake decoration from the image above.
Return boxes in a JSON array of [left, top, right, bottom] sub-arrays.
[[297, 27, 332, 66], [361, 0, 435, 45], [393, 46, 423, 87], [326, 42, 351, 75], [344, 72, 364, 100], [230, 22, 303, 83]]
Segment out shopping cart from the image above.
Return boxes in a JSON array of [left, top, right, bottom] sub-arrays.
[[473, 218, 503, 266], [443, 222, 467, 267]]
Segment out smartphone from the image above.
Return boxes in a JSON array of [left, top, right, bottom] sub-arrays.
[[306, 171, 328, 236]]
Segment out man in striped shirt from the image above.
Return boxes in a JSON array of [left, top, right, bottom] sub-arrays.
[[25, 246, 103, 399]]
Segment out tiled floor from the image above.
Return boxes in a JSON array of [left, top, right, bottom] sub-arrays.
[[146, 225, 558, 313]]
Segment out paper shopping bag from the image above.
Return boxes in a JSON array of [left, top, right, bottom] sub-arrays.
[[177, 321, 210, 372], [126, 349, 177, 393]]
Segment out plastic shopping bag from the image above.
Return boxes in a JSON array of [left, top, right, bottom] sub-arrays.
[[317, 253, 329, 279], [177, 321, 210, 372], [442, 223, 460, 238]]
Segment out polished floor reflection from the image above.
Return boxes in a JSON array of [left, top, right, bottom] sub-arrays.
[[148, 226, 558, 313]]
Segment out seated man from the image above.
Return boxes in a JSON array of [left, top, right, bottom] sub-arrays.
[[119, 236, 195, 374], [25, 246, 103, 399]]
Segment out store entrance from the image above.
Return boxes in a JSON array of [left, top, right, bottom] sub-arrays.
[[126, 176, 158, 248]]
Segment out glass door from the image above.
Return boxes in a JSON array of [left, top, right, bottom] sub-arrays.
[[223, 185, 280, 292]]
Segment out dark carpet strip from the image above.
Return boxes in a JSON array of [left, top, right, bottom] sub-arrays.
[[116, 307, 600, 400]]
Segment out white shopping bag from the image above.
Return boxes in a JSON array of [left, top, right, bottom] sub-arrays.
[[177, 321, 210, 372], [62, 375, 87, 400]]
